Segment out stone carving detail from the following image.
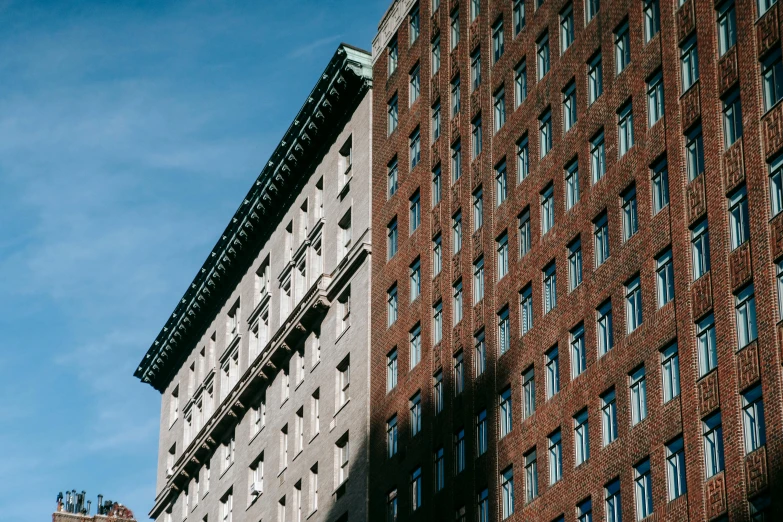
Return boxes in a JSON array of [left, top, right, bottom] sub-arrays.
[[746, 447, 768, 497], [698, 371, 720, 416], [757, 4, 779, 57], [686, 174, 707, 225], [763, 100, 783, 158], [681, 83, 700, 131], [729, 242, 752, 290], [705, 474, 727, 519], [677, 0, 695, 42], [718, 47, 738, 95], [771, 213, 783, 259], [723, 139, 744, 192], [691, 272, 712, 320], [737, 341, 760, 391]]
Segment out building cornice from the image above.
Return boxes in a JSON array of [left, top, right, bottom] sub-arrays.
[[134, 44, 372, 392], [372, 0, 418, 64]]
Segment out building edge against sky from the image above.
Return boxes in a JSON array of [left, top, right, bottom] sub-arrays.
[[134, 44, 373, 522]]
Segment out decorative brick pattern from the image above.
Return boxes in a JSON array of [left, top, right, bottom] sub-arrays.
[[431, 11, 440, 34], [729, 242, 752, 291], [717, 47, 738, 96], [756, 4, 780, 58], [469, 20, 480, 51], [470, 90, 481, 116], [692, 272, 713, 320], [723, 139, 745, 193], [705, 473, 727, 519], [451, 110, 461, 141], [763, 98, 783, 159], [677, 0, 696, 42], [453, 252, 461, 275], [431, 73, 440, 101], [450, 49, 459, 74], [686, 174, 707, 226], [770, 212, 783, 260], [473, 301, 484, 331], [432, 141, 441, 168], [681, 83, 700, 131], [451, 181, 461, 208], [472, 230, 482, 258], [736, 341, 760, 391], [698, 370, 720, 416], [746, 447, 768, 497]]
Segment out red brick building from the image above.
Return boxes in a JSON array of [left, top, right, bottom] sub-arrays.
[[369, 0, 783, 520]]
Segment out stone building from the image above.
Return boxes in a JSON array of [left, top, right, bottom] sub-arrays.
[[369, 0, 783, 520], [134, 44, 373, 522]]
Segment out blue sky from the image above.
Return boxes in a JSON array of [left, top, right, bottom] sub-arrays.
[[0, 1, 385, 519]]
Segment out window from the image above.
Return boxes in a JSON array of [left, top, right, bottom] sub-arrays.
[[537, 32, 550, 79], [647, 70, 664, 126], [565, 160, 579, 210], [455, 427, 466, 473], [573, 410, 590, 467], [514, 0, 526, 34], [525, 449, 538, 502], [494, 89, 506, 133], [771, 155, 783, 216], [656, 249, 675, 308], [717, 0, 736, 56], [577, 498, 592, 522], [493, 20, 505, 63], [539, 108, 552, 157], [499, 307, 511, 355], [605, 479, 621, 522], [410, 392, 422, 436], [448, 8, 460, 48], [634, 459, 653, 520], [469, 190, 482, 233], [697, 314, 717, 377], [221, 492, 233, 522], [475, 330, 487, 376], [601, 388, 618, 445], [477, 489, 489, 522], [625, 276, 642, 333], [621, 186, 638, 241], [544, 262, 557, 313], [410, 3, 420, 44], [434, 301, 443, 345], [388, 36, 398, 76], [387, 416, 399, 459], [451, 77, 461, 117], [410, 324, 422, 369], [563, 81, 577, 133], [594, 212, 610, 266], [520, 284, 533, 335], [388, 95, 398, 136], [471, 49, 481, 91], [666, 436, 687, 500], [522, 367, 536, 418], [651, 158, 670, 214], [548, 429, 562, 484], [470, 0, 480, 20], [499, 387, 513, 438], [588, 53, 603, 104], [434, 370, 444, 413], [558, 8, 573, 54], [685, 125, 704, 181], [249, 455, 264, 499], [338, 288, 351, 334], [473, 257, 485, 304], [517, 136, 529, 183], [432, 36, 441, 74], [277, 497, 286, 522], [497, 232, 509, 278], [411, 467, 422, 511], [337, 357, 350, 407], [723, 89, 743, 151], [680, 36, 700, 94], [691, 219, 711, 280], [280, 425, 289, 470], [388, 157, 399, 197], [643, 0, 660, 42], [661, 342, 680, 403], [455, 351, 465, 395], [568, 237, 582, 291], [729, 185, 749, 249], [778, 260, 783, 316], [410, 258, 421, 301], [519, 209, 531, 258], [735, 284, 758, 348], [472, 116, 483, 158], [433, 235, 442, 277], [703, 412, 725, 478], [387, 349, 398, 392], [597, 300, 614, 356], [435, 447, 445, 491], [410, 128, 421, 169], [742, 385, 766, 453], [388, 284, 398, 327], [760, 0, 778, 16], [615, 21, 630, 75], [311, 390, 320, 436], [630, 366, 647, 425], [221, 432, 235, 472], [586, 0, 599, 22], [541, 183, 554, 234], [618, 101, 634, 157], [501, 467, 515, 518], [432, 103, 442, 144], [545, 345, 560, 399], [453, 279, 463, 324], [410, 64, 421, 106], [170, 385, 179, 427], [451, 140, 462, 182], [515, 61, 528, 108], [763, 51, 783, 111], [750, 494, 771, 520], [571, 323, 586, 378], [476, 409, 488, 455], [388, 218, 398, 259], [590, 131, 606, 182]]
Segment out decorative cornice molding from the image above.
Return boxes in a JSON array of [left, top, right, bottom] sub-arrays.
[[372, 0, 418, 64]]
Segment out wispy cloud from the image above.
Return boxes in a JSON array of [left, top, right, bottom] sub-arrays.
[[286, 34, 343, 59]]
